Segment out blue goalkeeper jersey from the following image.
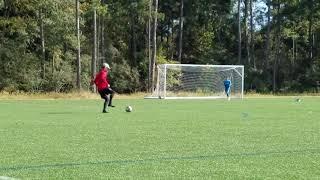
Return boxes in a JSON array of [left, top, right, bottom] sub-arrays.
[[224, 80, 231, 89]]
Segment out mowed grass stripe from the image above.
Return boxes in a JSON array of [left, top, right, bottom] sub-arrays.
[[0, 148, 319, 172]]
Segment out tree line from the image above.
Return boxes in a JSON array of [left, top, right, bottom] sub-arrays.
[[0, 0, 319, 93]]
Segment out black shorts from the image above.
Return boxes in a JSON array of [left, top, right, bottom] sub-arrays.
[[98, 88, 114, 99]]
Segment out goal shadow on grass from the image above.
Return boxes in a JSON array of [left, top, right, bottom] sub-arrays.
[[1, 148, 319, 172]]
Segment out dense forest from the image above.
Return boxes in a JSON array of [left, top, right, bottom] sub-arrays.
[[0, 0, 319, 93]]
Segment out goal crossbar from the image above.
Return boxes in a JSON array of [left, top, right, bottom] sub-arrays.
[[162, 64, 244, 68]]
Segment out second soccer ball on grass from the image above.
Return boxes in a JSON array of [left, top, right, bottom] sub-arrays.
[[125, 106, 133, 112]]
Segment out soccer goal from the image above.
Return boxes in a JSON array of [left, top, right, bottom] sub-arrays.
[[146, 64, 244, 99]]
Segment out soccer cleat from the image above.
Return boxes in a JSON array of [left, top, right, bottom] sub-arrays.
[[102, 110, 108, 113], [108, 105, 115, 107]]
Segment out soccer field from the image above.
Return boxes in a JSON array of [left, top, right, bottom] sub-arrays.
[[0, 97, 319, 179]]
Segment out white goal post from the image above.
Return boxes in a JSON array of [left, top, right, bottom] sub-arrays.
[[145, 64, 244, 99]]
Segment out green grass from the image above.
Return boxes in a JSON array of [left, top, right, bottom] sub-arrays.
[[0, 97, 319, 179]]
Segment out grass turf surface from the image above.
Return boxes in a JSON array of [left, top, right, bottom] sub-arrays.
[[0, 97, 319, 179]]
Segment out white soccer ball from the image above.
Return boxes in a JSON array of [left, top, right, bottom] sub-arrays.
[[125, 106, 132, 112]]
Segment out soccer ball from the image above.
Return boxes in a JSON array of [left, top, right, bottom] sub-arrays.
[[125, 106, 132, 112]]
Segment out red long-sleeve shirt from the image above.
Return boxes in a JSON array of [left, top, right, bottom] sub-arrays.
[[94, 68, 109, 91]]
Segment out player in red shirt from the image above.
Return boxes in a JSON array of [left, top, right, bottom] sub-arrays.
[[92, 63, 115, 113]]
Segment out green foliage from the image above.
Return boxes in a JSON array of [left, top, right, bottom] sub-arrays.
[[109, 62, 140, 93], [43, 70, 74, 93], [0, 0, 320, 93]]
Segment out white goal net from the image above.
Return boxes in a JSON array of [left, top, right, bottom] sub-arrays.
[[147, 64, 244, 99]]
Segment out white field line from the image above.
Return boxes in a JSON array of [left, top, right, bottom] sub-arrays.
[[0, 176, 19, 180], [244, 95, 320, 99]]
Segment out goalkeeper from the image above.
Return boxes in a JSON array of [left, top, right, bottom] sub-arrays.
[[223, 78, 231, 100]]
